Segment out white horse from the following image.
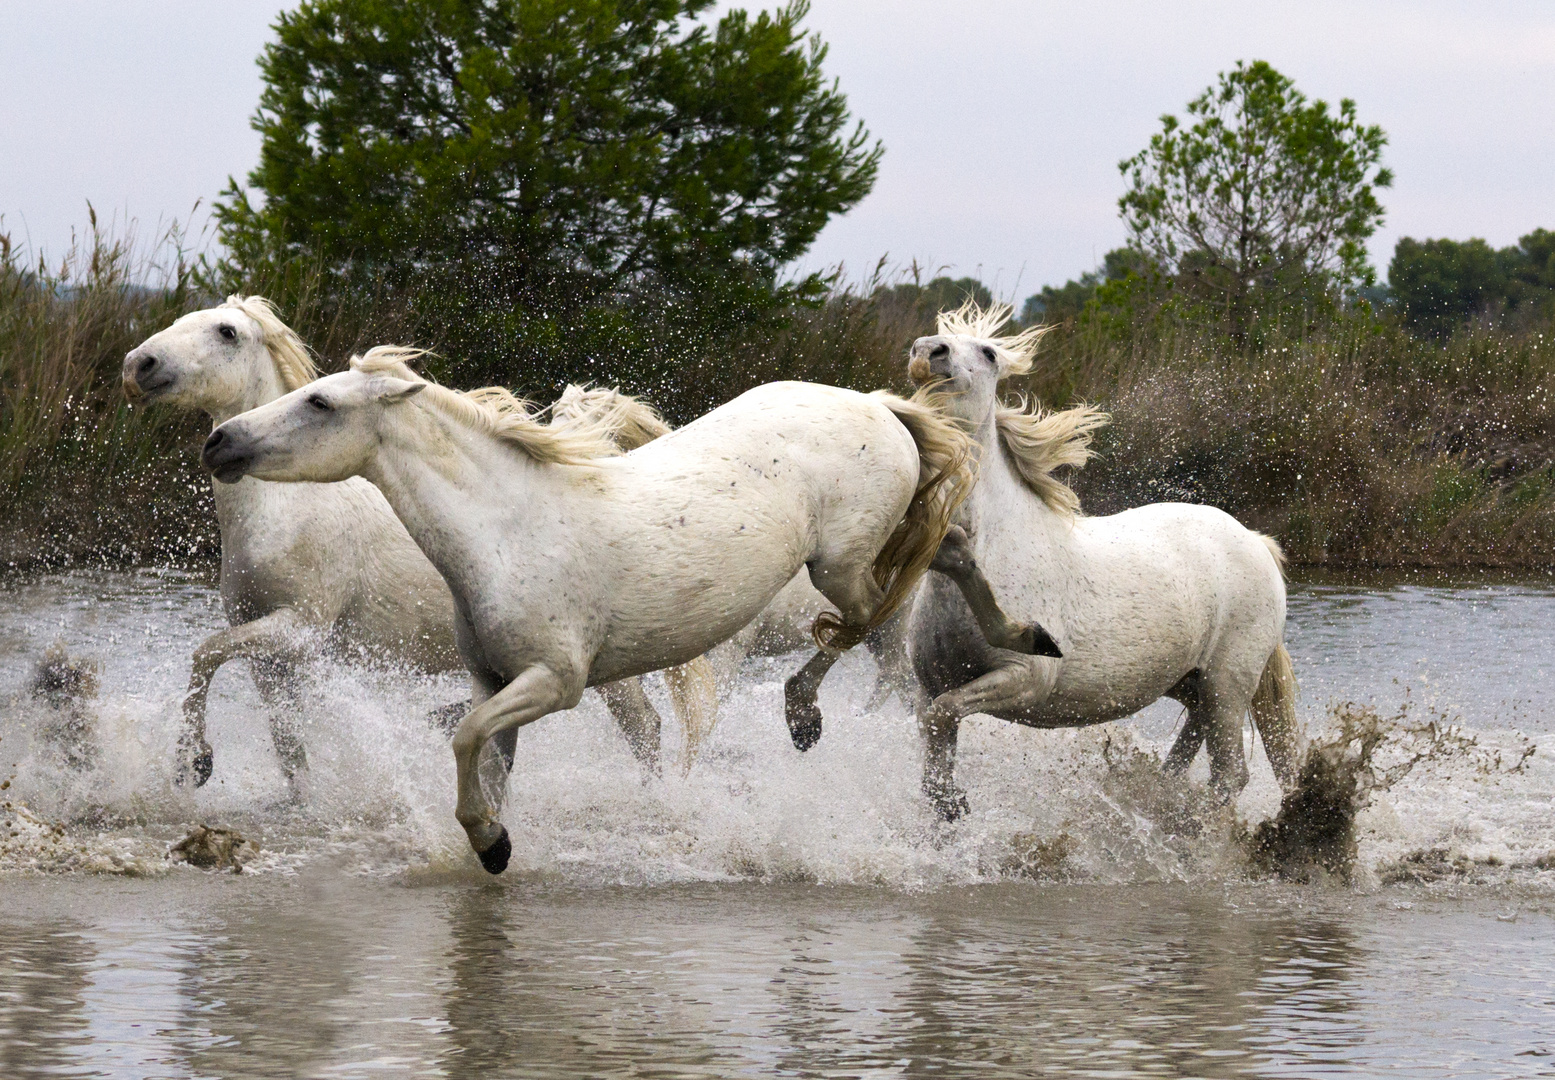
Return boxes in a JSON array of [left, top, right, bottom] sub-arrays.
[[201, 347, 1044, 871], [903, 302, 1302, 820], [122, 298, 715, 786], [556, 386, 919, 710]]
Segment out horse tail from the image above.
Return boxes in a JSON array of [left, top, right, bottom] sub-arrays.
[[1256, 532, 1287, 576], [1251, 642, 1303, 790], [814, 389, 975, 650], [664, 655, 720, 774]]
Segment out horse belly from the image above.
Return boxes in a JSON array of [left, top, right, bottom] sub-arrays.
[[588, 490, 814, 682]]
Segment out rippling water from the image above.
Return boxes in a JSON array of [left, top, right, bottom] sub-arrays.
[[2, 567, 1554, 1076]]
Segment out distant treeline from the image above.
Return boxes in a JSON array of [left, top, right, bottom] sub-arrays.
[[1021, 230, 1555, 342]]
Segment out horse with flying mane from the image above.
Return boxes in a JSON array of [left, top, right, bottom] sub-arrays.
[[122, 298, 716, 787], [201, 346, 1047, 872], [900, 302, 1303, 821]]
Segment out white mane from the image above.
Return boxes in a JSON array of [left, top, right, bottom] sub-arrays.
[[349, 346, 620, 465], [550, 384, 672, 452], [993, 398, 1110, 517]]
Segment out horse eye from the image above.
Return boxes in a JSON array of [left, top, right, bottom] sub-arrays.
[[218, 324, 237, 341], [307, 394, 332, 412], [981, 345, 997, 364]]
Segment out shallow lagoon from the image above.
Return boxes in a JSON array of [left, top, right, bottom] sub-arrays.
[[2, 568, 1554, 1076]]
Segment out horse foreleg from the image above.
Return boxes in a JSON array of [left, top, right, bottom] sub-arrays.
[[596, 678, 662, 773], [930, 526, 1061, 657], [179, 608, 313, 787], [916, 688, 966, 822], [451, 665, 576, 874], [920, 663, 1040, 821]]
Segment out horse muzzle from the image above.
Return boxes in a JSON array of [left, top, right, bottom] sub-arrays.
[[201, 427, 253, 485], [122, 351, 174, 402]]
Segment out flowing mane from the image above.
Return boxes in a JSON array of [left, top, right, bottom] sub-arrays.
[[936, 300, 1050, 376], [221, 295, 319, 391], [550, 384, 671, 452], [993, 398, 1110, 516], [350, 347, 620, 464]]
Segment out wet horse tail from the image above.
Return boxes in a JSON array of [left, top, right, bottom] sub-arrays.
[[813, 389, 975, 650]]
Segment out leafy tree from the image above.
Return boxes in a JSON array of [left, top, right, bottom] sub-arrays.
[[1390, 228, 1555, 339], [1118, 60, 1392, 342], [872, 275, 994, 330], [1388, 237, 1505, 339], [1019, 248, 1152, 325], [215, 0, 880, 391], [1503, 228, 1555, 319]]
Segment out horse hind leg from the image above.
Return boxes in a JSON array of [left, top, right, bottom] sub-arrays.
[[1196, 677, 1254, 802], [784, 560, 884, 751], [596, 678, 662, 773]]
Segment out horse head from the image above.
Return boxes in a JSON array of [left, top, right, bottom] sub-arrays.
[[203, 361, 424, 485], [122, 296, 317, 418], [907, 300, 1050, 427]]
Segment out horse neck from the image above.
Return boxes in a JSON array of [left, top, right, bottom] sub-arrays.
[[209, 356, 295, 543], [207, 352, 291, 427], [965, 408, 1077, 568], [364, 404, 566, 596]]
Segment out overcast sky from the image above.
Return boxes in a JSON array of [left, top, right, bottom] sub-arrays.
[[3, 1, 1551, 300]]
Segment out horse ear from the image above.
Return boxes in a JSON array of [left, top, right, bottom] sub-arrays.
[[374, 377, 427, 402]]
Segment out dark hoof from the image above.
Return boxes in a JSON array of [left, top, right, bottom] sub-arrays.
[[928, 786, 970, 822], [477, 828, 512, 875], [784, 678, 824, 752], [177, 746, 213, 788], [785, 698, 823, 752], [1015, 623, 1062, 658]]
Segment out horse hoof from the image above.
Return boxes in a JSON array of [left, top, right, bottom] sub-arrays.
[[784, 681, 824, 752], [477, 828, 512, 875], [1015, 623, 1063, 658], [786, 704, 823, 753], [929, 787, 970, 822], [176, 747, 214, 788]]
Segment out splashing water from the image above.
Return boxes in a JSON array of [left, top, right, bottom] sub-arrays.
[[1, 568, 1552, 890]]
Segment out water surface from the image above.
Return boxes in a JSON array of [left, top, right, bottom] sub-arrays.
[[2, 567, 1553, 1076]]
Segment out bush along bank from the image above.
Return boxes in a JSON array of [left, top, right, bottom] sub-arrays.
[[3, 227, 1554, 570]]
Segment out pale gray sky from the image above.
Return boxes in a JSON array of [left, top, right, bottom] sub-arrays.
[[3, 1, 1551, 299]]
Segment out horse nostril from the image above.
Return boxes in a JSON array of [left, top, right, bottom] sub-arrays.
[[136, 355, 158, 377], [929, 343, 950, 360], [203, 429, 225, 456]]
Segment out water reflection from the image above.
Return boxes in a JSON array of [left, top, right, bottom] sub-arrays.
[[0, 920, 95, 1077], [2, 878, 1552, 1077]]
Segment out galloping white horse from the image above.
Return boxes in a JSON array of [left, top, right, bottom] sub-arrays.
[[122, 298, 715, 785], [202, 348, 1042, 871], [903, 303, 1302, 820]]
